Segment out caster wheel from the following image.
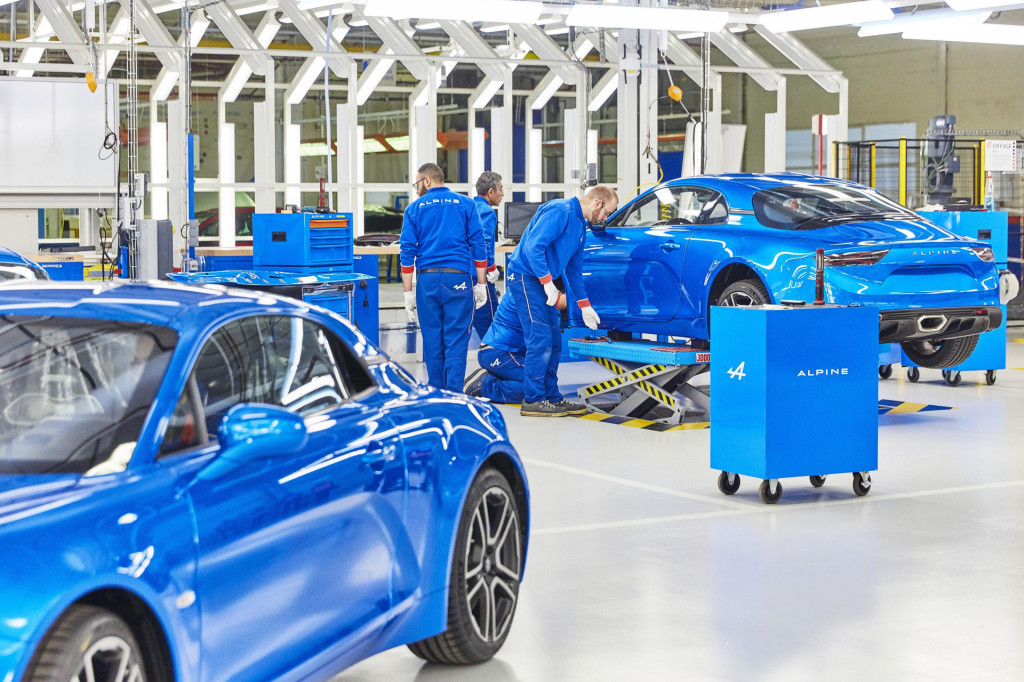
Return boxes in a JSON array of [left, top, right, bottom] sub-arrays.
[[944, 370, 962, 387], [717, 471, 740, 495], [986, 370, 997, 386], [853, 472, 872, 496], [878, 365, 892, 379], [907, 367, 919, 382], [809, 475, 827, 488], [758, 479, 782, 504]]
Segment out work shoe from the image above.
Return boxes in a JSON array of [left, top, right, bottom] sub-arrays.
[[551, 399, 588, 416], [463, 368, 488, 397], [520, 400, 570, 417]]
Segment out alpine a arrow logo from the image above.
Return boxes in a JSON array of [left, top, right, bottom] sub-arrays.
[[454, 282, 467, 291], [491, 359, 501, 367], [797, 368, 849, 377]]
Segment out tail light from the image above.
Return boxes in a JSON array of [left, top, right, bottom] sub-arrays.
[[823, 249, 890, 266], [970, 246, 995, 262]]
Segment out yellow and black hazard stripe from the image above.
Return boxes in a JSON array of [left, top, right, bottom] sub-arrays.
[[593, 356, 629, 376], [576, 412, 710, 432], [582, 364, 676, 408]]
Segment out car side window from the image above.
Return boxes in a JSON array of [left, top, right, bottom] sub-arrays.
[[608, 187, 728, 228], [159, 315, 376, 457]]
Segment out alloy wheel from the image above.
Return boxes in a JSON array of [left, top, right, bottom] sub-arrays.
[[75, 635, 143, 682], [464, 486, 521, 643]]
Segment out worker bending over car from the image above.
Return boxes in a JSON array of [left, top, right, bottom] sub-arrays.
[[400, 162, 489, 392], [471, 171, 504, 341], [505, 185, 618, 417]]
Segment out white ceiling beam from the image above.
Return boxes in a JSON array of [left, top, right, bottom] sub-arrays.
[[588, 68, 617, 111], [355, 46, 397, 105], [710, 29, 780, 91], [204, 1, 269, 76], [437, 20, 506, 82], [359, 13, 431, 81], [285, 55, 326, 104], [220, 11, 281, 103], [526, 71, 562, 110], [33, 0, 93, 67], [509, 22, 578, 85], [278, 0, 349, 77], [753, 25, 843, 93], [116, 0, 180, 73], [100, 9, 132, 78], [15, 14, 54, 77], [663, 34, 709, 87], [151, 9, 210, 102]]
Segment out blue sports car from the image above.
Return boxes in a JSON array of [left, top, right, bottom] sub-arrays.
[[573, 173, 1004, 368], [0, 282, 528, 681], [0, 246, 48, 280]]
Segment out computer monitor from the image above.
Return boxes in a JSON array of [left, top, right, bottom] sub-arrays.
[[503, 202, 544, 243]]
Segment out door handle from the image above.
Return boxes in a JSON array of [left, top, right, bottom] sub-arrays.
[[659, 241, 682, 252]]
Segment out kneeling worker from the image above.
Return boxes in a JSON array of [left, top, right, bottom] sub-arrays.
[[464, 287, 584, 415]]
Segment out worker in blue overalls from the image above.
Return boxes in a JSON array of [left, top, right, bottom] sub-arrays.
[[505, 185, 618, 417], [463, 281, 569, 406], [400, 163, 489, 392], [471, 171, 504, 342]]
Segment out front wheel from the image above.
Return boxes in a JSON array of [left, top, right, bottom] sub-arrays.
[[23, 605, 147, 682], [901, 335, 979, 368], [715, 279, 771, 308], [408, 467, 524, 664]]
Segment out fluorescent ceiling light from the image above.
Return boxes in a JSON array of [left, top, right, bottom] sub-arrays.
[[415, 20, 442, 31], [760, 0, 893, 33], [299, 142, 335, 157], [858, 9, 990, 37], [902, 21, 1024, 45], [296, 0, 340, 9], [545, 24, 570, 36], [384, 136, 444, 151], [480, 22, 510, 33], [364, 138, 388, 153], [363, 0, 543, 23], [945, 0, 1017, 9], [678, 23, 747, 40], [565, 4, 729, 33]]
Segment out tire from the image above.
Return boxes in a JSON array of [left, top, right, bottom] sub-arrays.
[[878, 365, 892, 379], [907, 367, 920, 382], [986, 370, 997, 386], [408, 467, 524, 665], [853, 472, 872, 496], [716, 279, 771, 308], [23, 605, 146, 682], [943, 370, 962, 387], [758, 479, 782, 504], [717, 471, 740, 495], [901, 334, 979, 369], [809, 475, 827, 488]]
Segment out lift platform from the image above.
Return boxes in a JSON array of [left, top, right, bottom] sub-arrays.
[[567, 337, 711, 425]]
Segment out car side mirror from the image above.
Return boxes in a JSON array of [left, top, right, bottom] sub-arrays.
[[198, 404, 308, 480], [589, 221, 607, 233]]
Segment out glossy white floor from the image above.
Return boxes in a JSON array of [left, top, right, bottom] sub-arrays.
[[336, 324, 1024, 682]]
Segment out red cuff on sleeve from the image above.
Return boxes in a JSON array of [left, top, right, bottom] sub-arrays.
[[487, 264, 498, 272], [538, 274, 553, 285], [474, 260, 487, 269], [401, 265, 415, 274], [577, 298, 591, 309]]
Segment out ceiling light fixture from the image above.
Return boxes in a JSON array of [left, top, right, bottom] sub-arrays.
[[760, 0, 893, 33], [362, 0, 543, 24], [858, 9, 990, 37], [565, 3, 729, 33], [901, 21, 1024, 46]]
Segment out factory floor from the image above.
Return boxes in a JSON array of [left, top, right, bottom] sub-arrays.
[[337, 285, 1024, 681]]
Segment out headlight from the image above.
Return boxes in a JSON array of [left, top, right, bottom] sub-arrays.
[[971, 246, 995, 262]]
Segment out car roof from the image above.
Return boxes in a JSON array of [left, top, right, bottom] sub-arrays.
[[0, 280, 316, 331], [0, 246, 38, 268], [656, 172, 868, 210]]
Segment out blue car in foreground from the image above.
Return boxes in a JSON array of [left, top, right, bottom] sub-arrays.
[[0, 282, 528, 681], [575, 173, 1004, 367]]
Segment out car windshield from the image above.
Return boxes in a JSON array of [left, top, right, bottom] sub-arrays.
[[752, 184, 917, 230], [0, 264, 47, 280], [0, 316, 177, 475]]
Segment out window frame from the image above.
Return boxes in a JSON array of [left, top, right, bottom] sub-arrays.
[[606, 185, 730, 229]]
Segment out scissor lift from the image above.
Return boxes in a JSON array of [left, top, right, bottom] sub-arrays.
[[567, 337, 711, 425]]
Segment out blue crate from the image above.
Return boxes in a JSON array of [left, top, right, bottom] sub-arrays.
[[710, 305, 878, 481], [253, 213, 353, 271]]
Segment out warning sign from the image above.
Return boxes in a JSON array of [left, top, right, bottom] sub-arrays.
[[985, 139, 1018, 172]]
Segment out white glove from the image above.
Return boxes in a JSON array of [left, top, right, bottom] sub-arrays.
[[999, 271, 1020, 305], [486, 267, 501, 284], [404, 290, 417, 324], [581, 305, 601, 330], [473, 283, 488, 309], [543, 281, 560, 306]]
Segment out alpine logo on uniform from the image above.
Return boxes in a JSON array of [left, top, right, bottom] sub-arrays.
[[491, 359, 501, 367], [454, 282, 467, 291], [507, 272, 516, 282]]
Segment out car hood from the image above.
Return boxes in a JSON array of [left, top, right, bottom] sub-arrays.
[[0, 476, 90, 527], [801, 217, 983, 249]]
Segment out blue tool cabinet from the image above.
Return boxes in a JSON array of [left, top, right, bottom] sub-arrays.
[[253, 212, 353, 273], [710, 304, 878, 503]]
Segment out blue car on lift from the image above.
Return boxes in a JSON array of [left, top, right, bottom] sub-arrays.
[[0, 282, 528, 681], [574, 172, 1003, 368], [0, 246, 48, 280]]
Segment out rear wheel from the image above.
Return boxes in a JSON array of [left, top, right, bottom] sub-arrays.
[[901, 334, 979, 369], [408, 467, 523, 664], [716, 279, 771, 308], [23, 605, 146, 682]]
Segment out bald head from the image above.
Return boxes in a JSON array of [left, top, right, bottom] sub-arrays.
[[580, 185, 618, 225]]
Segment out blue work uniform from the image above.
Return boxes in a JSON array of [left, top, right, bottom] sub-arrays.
[[478, 292, 527, 404], [471, 195, 501, 342], [400, 186, 487, 392], [505, 197, 590, 404]]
